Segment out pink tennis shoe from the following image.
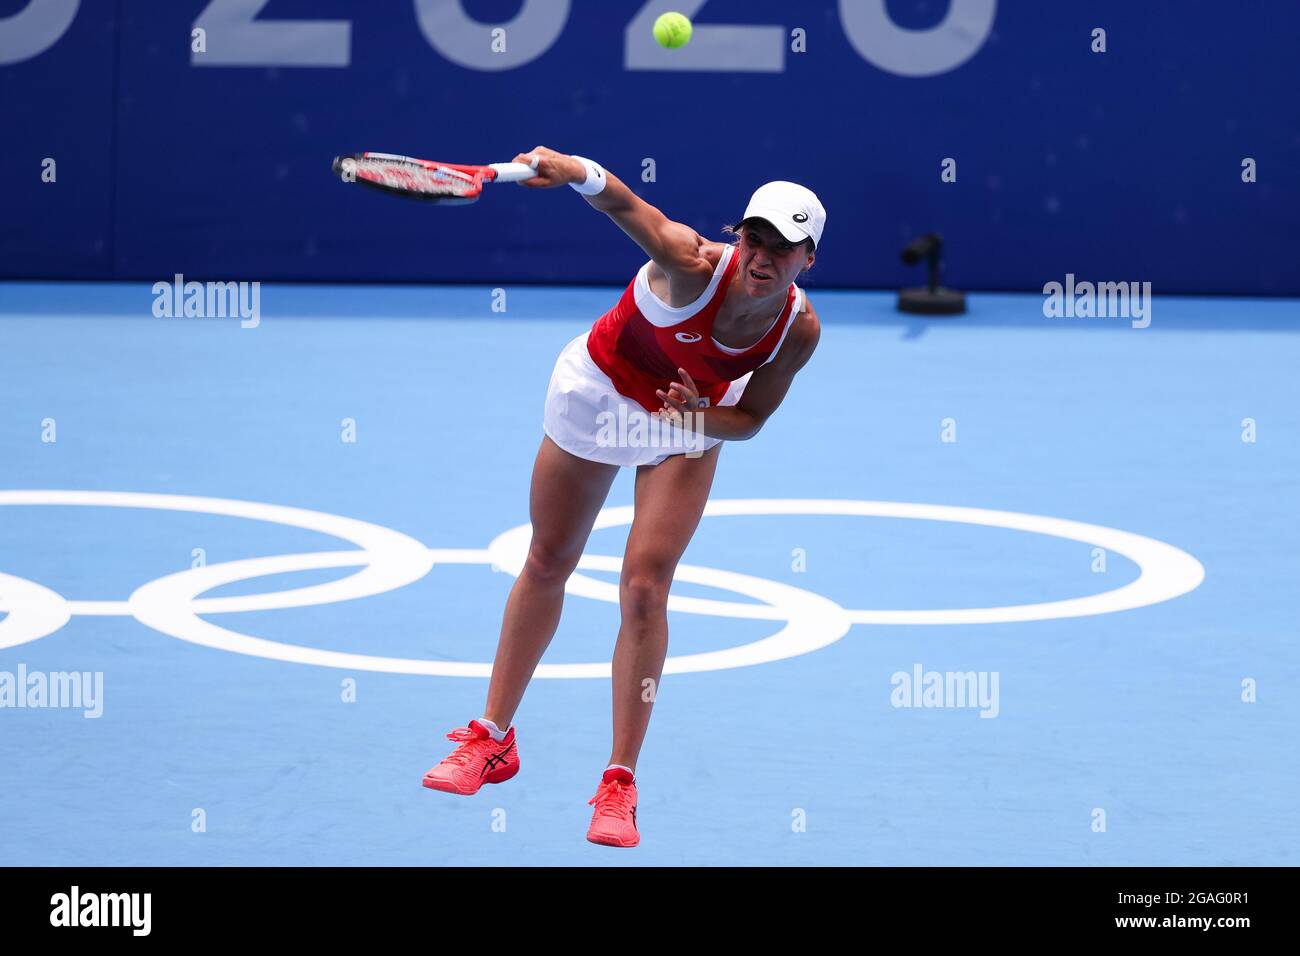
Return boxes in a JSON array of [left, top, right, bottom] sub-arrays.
[[586, 767, 639, 848], [422, 720, 519, 795]]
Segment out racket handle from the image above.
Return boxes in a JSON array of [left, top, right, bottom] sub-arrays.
[[488, 156, 541, 183]]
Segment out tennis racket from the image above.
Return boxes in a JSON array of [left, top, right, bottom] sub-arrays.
[[331, 152, 540, 204]]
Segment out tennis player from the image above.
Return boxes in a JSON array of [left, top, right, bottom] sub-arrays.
[[423, 146, 825, 848]]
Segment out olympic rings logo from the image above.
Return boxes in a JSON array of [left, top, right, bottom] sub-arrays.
[[0, 491, 1205, 678]]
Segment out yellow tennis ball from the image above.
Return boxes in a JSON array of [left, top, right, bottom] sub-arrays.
[[653, 12, 692, 49]]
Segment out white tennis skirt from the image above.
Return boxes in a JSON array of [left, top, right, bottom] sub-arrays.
[[542, 331, 752, 468]]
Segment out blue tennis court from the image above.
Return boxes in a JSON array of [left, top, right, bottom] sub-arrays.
[[2, 281, 1296, 866]]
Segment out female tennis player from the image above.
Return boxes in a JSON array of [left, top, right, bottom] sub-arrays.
[[422, 146, 825, 848]]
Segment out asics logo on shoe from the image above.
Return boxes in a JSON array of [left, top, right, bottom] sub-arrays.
[[479, 743, 515, 779]]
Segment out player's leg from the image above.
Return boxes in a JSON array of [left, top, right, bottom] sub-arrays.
[[610, 442, 721, 768], [587, 442, 721, 846], [483, 435, 619, 726], [424, 435, 617, 795]]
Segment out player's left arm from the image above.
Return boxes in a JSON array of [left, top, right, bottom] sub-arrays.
[[658, 299, 821, 441]]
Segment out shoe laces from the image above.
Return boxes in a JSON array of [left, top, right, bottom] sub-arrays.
[[588, 779, 636, 818], [441, 726, 491, 767]]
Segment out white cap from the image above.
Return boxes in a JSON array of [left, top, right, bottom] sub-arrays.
[[741, 181, 826, 249]]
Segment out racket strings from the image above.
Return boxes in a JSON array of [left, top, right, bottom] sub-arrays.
[[354, 159, 478, 197]]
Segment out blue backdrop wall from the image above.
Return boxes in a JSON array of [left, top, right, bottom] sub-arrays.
[[2, 1, 1296, 293]]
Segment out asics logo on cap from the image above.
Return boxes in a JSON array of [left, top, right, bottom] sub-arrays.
[[675, 331, 702, 343], [743, 181, 826, 248]]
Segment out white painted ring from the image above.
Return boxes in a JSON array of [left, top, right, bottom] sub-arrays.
[[488, 500, 1205, 625], [0, 571, 71, 650], [0, 492, 1205, 676]]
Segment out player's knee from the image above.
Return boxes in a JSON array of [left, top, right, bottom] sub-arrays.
[[619, 568, 672, 619], [523, 538, 581, 585]]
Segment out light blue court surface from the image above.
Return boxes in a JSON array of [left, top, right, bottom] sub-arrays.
[[1, 282, 1297, 867]]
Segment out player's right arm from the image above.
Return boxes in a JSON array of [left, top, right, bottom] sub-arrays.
[[511, 146, 710, 284]]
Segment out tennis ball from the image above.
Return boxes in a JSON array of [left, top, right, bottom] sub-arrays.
[[653, 12, 692, 49]]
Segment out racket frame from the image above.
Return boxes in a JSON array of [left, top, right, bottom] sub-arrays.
[[332, 152, 539, 203]]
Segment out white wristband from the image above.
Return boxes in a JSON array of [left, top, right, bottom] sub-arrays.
[[569, 155, 607, 196]]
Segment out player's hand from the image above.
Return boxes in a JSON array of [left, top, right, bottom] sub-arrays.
[[655, 367, 700, 420], [511, 146, 580, 188]]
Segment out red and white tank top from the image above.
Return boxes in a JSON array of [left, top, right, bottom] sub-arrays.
[[586, 244, 804, 413]]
